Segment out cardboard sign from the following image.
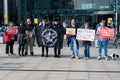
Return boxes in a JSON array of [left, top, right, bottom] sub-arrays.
[[100, 28, 114, 38], [66, 28, 76, 35], [76, 29, 95, 41], [7, 26, 18, 35]]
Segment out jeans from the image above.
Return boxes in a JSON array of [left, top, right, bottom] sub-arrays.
[[98, 40, 108, 57], [84, 43, 90, 57], [69, 37, 79, 57]]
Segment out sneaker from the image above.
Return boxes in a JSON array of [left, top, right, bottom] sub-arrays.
[[86, 57, 89, 59], [105, 56, 109, 60], [75, 56, 80, 59], [71, 56, 75, 59], [7, 54, 11, 56], [97, 56, 101, 60], [84, 57, 87, 59]]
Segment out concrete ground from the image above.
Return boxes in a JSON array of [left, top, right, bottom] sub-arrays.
[[0, 43, 120, 80]]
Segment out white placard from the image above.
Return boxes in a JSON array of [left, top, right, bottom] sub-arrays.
[[76, 29, 95, 41]]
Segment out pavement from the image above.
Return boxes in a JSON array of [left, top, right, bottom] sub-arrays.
[[0, 42, 120, 80]]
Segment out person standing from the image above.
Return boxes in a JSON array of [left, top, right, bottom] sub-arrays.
[[24, 18, 34, 56], [67, 19, 80, 59], [52, 19, 65, 58], [82, 22, 91, 59], [35, 18, 49, 57], [18, 21, 26, 56], [4, 21, 16, 56], [96, 20, 109, 60]]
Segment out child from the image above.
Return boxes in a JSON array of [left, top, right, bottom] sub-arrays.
[[82, 22, 91, 59]]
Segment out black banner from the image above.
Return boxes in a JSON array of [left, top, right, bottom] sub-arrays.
[[42, 28, 58, 47]]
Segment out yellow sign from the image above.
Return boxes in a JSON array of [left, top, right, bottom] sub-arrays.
[[34, 18, 38, 24], [108, 18, 112, 24], [4, 14, 8, 19]]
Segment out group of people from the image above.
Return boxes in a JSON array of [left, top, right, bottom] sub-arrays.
[[3, 18, 110, 60]]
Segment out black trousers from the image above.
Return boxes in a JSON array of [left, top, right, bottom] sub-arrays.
[[18, 44, 25, 56], [54, 48, 61, 57], [42, 46, 48, 56], [6, 40, 14, 54]]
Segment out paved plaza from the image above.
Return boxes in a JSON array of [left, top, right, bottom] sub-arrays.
[[0, 43, 120, 80]]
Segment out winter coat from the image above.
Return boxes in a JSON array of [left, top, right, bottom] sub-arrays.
[[52, 24, 65, 49]]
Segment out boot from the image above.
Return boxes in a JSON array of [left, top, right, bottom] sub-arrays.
[[25, 52, 28, 56], [46, 52, 48, 57], [31, 52, 34, 56]]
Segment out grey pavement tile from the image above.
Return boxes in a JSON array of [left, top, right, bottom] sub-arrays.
[[68, 72, 88, 80], [1, 77, 25, 80], [110, 77, 120, 80], [89, 77, 110, 80], [89, 73, 109, 77], [0, 44, 120, 80], [46, 78, 68, 80], [24, 78, 41, 80], [108, 73, 120, 77], [26, 72, 49, 79], [47, 72, 68, 78]]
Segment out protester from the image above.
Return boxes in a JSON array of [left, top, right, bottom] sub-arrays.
[[18, 21, 26, 56], [4, 21, 16, 56], [52, 19, 65, 58], [82, 22, 91, 59], [96, 20, 109, 60], [109, 20, 115, 28], [67, 19, 80, 59], [35, 18, 49, 57], [24, 18, 34, 56]]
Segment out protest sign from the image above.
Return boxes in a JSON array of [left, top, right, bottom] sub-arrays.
[[76, 29, 95, 41], [7, 26, 18, 35], [66, 28, 76, 35], [100, 28, 114, 38]]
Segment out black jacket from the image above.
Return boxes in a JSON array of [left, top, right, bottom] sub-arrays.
[[18, 26, 26, 34], [25, 24, 34, 32], [52, 24, 65, 49]]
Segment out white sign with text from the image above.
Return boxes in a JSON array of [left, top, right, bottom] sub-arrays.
[[76, 29, 95, 41]]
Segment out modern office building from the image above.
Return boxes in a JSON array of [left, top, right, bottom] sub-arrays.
[[1, 0, 120, 28], [16, 0, 120, 26]]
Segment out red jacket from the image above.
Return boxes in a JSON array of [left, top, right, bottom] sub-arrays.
[[4, 32, 12, 42]]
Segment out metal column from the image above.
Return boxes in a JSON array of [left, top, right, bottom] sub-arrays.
[[115, 0, 119, 33], [3, 0, 8, 24]]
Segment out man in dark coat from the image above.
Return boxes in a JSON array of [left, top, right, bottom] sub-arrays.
[[52, 19, 65, 58], [35, 19, 49, 57]]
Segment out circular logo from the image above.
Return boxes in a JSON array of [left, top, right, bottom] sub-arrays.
[[42, 28, 58, 47]]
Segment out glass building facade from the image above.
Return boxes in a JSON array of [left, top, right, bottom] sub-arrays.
[[18, 0, 116, 25], [0, 0, 3, 23], [1, 0, 120, 27]]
